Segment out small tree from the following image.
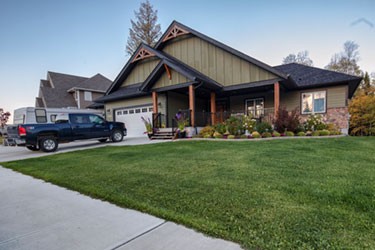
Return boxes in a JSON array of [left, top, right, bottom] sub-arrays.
[[282, 50, 313, 66], [126, 0, 162, 55], [0, 108, 11, 128], [349, 87, 375, 135]]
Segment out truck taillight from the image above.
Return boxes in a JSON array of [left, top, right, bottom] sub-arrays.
[[18, 126, 26, 136]]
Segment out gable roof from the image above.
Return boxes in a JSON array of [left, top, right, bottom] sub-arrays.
[[37, 72, 112, 108], [156, 21, 288, 80], [274, 63, 362, 98]]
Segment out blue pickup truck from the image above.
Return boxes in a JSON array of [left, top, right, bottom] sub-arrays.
[[11, 113, 127, 152]]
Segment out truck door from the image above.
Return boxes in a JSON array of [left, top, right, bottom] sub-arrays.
[[88, 114, 110, 138], [70, 114, 93, 139]]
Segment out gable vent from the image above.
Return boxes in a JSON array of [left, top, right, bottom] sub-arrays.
[[132, 48, 156, 63], [162, 24, 189, 42]]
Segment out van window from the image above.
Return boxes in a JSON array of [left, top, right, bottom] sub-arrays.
[[51, 115, 57, 122], [35, 109, 47, 123]]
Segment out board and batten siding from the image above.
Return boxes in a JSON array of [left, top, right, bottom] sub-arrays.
[[162, 36, 278, 86], [230, 92, 275, 112], [152, 69, 190, 90], [121, 58, 160, 87], [280, 85, 348, 111]]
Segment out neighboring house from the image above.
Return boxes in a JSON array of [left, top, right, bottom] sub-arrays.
[[35, 71, 112, 109], [96, 21, 361, 137]]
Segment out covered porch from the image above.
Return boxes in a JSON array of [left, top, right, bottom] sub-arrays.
[[151, 81, 281, 130]]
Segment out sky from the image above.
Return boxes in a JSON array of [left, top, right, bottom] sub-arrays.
[[0, 0, 374, 120]]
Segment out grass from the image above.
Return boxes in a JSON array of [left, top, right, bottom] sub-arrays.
[[2, 137, 375, 249]]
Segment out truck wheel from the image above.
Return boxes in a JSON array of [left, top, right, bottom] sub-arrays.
[[39, 137, 58, 152], [26, 145, 39, 151], [111, 130, 123, 142]]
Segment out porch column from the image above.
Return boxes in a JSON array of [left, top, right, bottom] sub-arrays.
[[210, 92, 216, 125], [274, 82, 280, 118], [152, 91, 158, 114], [189, 85, 195, 127]]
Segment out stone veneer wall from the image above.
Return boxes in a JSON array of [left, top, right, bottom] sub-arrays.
[[299, 107, 349, 134]]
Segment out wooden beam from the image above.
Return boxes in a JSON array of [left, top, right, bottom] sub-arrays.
[[274, 82, 280, 118], [164, 64, 172, 80], [210, 92, 216, 125], [189, 85, 195, 127], [152, 91, 158, 114]]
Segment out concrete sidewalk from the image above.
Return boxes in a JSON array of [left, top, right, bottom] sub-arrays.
[[0, 167, 242, 250]]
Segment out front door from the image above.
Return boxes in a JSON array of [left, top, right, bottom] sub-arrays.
[[216, 100, 229, 123]]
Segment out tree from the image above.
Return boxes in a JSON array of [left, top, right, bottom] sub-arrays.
[[349, 90, 375, 136], [282, 50, 313, 66], [126, 0, 162, 55], [0, 108, 11, 128], [325, 41, 361, 76]]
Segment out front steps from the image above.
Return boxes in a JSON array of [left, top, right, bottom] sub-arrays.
[[150, 128, 175, 140]]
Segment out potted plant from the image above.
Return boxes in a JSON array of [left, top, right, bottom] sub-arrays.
[[175, 112, 189, 138], [141, 117, 153, 139]]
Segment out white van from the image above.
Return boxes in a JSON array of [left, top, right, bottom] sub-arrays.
[[12, 107, 103, 124]]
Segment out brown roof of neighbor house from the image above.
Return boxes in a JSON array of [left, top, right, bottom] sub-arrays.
[[36, 71, 112, 108]]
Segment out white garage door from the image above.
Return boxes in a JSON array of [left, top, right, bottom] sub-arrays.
[[115, 106, 153, 138]]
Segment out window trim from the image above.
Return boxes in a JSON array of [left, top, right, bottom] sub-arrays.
[[84, 91, 92, 101], [245, 97, 265, 118], [35, 109, 47, 123], [301, 90, 327, 115]]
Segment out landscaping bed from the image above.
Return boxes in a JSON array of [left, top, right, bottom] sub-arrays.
[[2, 137, 374, 249]]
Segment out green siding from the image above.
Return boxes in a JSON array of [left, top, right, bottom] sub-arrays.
[[121, 58, 159, 87], [163, 36, 278, 86], [152, 69, 190, 90], [280, 85, 348, 111]]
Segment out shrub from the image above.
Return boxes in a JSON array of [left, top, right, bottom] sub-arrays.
[[312, 131, 320, 136], [274, 107, 301, 133], [305, 131, 312, 136], [297, 131, 306, 136], [304, 114, 327, 131], [227, 135, 235, 139], [262, 132, 272, 138], [242, 114, 257, 133], [255, 121, 272, 134], [319, 129, 330, 136], [213, 131, 223, 139], [214, 123, 227, 134], [199, 126, 215, 137], [240, 134, 248, 139], [225, 116, 243, 136], [286, 131, 295, 136], [272, 131, 281, 137], [252, 131, 261, 138]]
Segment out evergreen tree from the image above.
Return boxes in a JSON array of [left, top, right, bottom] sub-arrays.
[[126, 0, 161, 55]]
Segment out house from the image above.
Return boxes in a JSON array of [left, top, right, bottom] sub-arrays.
[[35, 71, 112, 109], [96, 21, 362, 137]]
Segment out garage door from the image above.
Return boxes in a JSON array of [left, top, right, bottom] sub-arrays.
[[115, 106, 153, 138]]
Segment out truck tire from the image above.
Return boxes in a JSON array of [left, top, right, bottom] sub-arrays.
[[39, 137, 58, 152], [111, 130, 123, 142], [26, 145, 39, 151]]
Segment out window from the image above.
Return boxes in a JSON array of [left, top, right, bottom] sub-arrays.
[[117, 111, 122, 116], [142, 108, 147, 113], [245, 98, 264, 118], [149, 107, 153, 112], [71, 114, 90, 124], [129, 110, 134, 114], [89, 115, 105, 125], [135, 108, 141, 113], [84, 91, 92, 101], [50, 115, 57, 123], [123, 110, 128, 115], [35, 109, 47, 123], [301, 91, 326, 114]]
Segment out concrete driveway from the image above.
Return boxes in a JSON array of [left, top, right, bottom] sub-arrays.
[[0, 137, 168, 162], [0, 138, 243, 250]]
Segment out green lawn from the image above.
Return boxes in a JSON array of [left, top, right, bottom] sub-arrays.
[[2, 137, 375, 249]]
